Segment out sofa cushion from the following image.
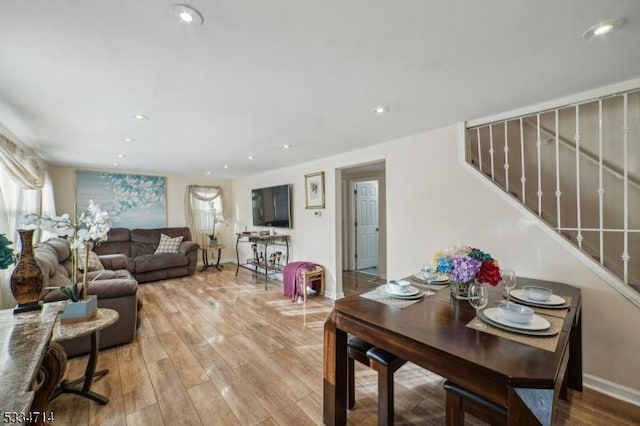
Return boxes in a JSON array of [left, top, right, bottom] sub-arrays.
[[154, 233, 183, 254], [130, 227, 192, 258], [135, 253, 188, 273], [105, 228, 131, 242], [98, 254, 129, 270], [77, 249, 104, 272], [43, 238, 71, 263], [92, 228, 132, 258], [34, 243, 59, 280]]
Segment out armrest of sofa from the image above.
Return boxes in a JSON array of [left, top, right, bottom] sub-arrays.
[[44, 278, 139, 358], [44, 277, 137, 302], [179, 241, 199, 275], [99, 253, 129, 271], [179, 241, 199, 256]]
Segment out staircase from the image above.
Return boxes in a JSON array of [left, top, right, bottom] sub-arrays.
[[465, 88, 640, 302]]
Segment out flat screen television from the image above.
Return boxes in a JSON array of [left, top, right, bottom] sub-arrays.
[[252, 184, 292, 228]]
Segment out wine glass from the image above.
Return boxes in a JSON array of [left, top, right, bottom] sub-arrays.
[[501, 269, 517, 298], [468, 282, 489, 329], [421, 264, 435, 296]]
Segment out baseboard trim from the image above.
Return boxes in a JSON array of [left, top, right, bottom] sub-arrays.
[[584, 374, 640, 408], [325, 290, 344, 300]]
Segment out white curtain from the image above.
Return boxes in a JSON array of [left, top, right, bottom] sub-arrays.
[[186, 185, 224, 246], [0, 130, 56, 308]]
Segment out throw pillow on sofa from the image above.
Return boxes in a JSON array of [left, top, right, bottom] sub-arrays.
[[77, 249, 105, 272], [155, 233, 184, 254]]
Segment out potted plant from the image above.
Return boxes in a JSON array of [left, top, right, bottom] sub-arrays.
[[208, 206, 223, 246], [0, 234, 14, 270], [19, 200, 110, 322]]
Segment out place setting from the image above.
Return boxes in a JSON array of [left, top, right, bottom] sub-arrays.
[[361, 279, 429, 308], [466, 271, 563, 351], [507, 285, 571, 309], [377, 280, 425, 300], [410, 264, 450, 291]]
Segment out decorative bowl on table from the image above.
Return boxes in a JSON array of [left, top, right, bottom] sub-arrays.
[[522, 286, 553, 302], [498, 301, 534, 324], [388, 279, 411, 294]]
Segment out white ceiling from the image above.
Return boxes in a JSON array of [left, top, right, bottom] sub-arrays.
[[0, 1, 639, 178]]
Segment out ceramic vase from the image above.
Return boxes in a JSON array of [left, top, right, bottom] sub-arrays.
[[10, 229, 43, 313]]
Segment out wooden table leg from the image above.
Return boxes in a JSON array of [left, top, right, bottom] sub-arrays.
[[323, 310, 347, 426], [568, 313, 583, 392], [507, 387, 553, 425]]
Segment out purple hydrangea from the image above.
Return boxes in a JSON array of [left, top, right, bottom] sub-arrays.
[[450, 255, 481, 282]]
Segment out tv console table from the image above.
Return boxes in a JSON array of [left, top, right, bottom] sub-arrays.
[[235, 233, 290, 289]]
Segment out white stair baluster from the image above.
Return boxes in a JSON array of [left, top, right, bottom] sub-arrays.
[[575, 105, 583, 249], [555, 109, 562, 232]]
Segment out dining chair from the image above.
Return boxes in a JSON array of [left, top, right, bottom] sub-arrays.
[[347, 336, 406, 425], [443, 380, 507, 426]]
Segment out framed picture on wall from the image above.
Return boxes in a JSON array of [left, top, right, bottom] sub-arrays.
[[305, 171, 325, 209], [76, 170, 167, 228]]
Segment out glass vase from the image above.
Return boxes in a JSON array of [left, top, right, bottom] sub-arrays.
[[10, 229, 44, 312], [450, 279, 472, 300]]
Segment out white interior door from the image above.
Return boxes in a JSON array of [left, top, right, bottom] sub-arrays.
[[355, 180, 379, 270]]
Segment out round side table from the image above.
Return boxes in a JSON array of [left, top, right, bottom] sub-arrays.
[[50, 308, 119, 404]]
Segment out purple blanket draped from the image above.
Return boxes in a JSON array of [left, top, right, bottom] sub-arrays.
[[283, 261, 316, 300]]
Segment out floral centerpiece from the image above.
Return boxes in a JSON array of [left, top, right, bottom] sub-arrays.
[[19, 200, 111, 302], [432, 245, 502, 299]]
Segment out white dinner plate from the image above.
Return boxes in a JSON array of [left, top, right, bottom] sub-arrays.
[[382, 284, 420, 297], [509, 289, 566, 306], [482, 307, 551, 331], [377, 285, 422, 298], [412, 273, 449, 284]]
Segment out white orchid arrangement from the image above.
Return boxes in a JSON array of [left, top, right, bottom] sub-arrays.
[[19, 200, 111, 249], [18, 200, 111, 301]]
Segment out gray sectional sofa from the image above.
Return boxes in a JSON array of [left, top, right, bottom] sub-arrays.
[[36, 237, 139, 357], [92, 227, 199, 283]]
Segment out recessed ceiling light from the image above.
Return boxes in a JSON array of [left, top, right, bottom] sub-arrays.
[[116, 154, 125, 159], [373, 105, 389, 115], [171, 4, 204, 25], [248, 156, 254, 160], [132, 114, 148, 120], [123, 137, 135, 142], [223, 165, 229, 169], [113, 162, 119, 166], [283, 144, 290, 149], [206, 171, 211, 175], [583, 18, 624, 40]]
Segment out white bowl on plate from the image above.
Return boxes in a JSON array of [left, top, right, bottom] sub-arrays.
[[523, 286, 553, 302], [388, 280, 411, 293], [498, 301, 534, 324]]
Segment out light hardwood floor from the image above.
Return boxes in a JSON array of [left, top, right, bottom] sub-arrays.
[[49, 268, 640, 425]]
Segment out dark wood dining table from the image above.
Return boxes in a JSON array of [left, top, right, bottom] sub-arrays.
[[323, 277, 582, 425]]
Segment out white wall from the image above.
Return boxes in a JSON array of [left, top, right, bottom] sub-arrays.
[[48, 124, 640, 395], [231, 124, 640, 396], [49, 166, 235, 261]]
